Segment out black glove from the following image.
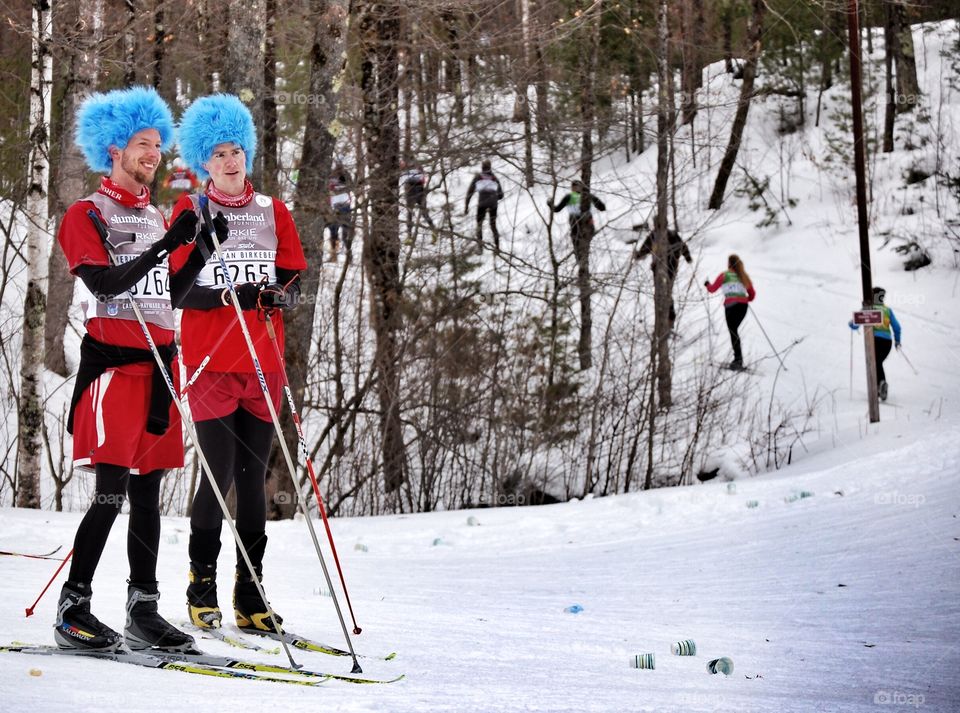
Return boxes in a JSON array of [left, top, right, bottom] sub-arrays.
[[156, 210, 199, 256], [233, 282, 263, 310], [197, 211, 229, 261], [703, 280, 710, 288], [259, 279, 301, 311], [546, 200, 553, 211]]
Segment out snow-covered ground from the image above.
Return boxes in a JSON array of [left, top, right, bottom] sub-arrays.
[[2, 413, 959, 711]]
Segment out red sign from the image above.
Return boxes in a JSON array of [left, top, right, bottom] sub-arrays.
[[852, 310, 883, 325]]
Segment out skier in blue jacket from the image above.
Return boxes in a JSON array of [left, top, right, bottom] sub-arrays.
[[849, 286, 902, 401]]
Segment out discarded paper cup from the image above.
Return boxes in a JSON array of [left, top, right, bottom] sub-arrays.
[[707, 657, 734, 675], [727, 482, 737, 494], [671, 639, 697, 656], [630, 653, 655, 670], [746, 500, 759, 509]]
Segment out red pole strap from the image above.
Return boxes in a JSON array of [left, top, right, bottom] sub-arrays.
[[25, 548, 73, 617], [264, 314, 362, 635]]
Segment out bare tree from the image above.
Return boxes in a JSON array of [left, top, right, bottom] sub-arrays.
[[264, 0, 351, 518], [224, 0, 266, 182], [45, 0, 102, 377], [651, 0, 673, 411], [17, 0, 52, 509], [708, 0, 765, 210], [358, 0, 406, 493]]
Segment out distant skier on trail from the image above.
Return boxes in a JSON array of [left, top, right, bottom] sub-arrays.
[[632, 223, 692, 326], [548, 179, 606, 251], [400, 158, 435, 237], [325, 160, 353, 261], [464, 159, 504, 253], [705, 254, 756, 371], [848, 286, 902, 401]]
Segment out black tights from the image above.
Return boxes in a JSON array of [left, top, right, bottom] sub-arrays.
[[725, 303, 749, 363], [68, 465, 163, 586], [189, 409, 274, 567], [875, 336, 892, 384]]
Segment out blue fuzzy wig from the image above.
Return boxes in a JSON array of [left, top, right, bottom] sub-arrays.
[[177, 94, 257, 180], [75, 86, 175, 174]]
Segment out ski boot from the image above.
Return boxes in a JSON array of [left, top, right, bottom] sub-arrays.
[[234, 572, 284, 634], [124, 581, 196, 651], [879, 380, 888, 402], [186, 562, 221, 629], [729, 358, 745, 372], [54, 581, 122, 651]]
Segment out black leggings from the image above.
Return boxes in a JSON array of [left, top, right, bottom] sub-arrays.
[[725, 303, 749, 362], [68, 465, 163, 586], [476, 203, 499, 242], [875, 336, 892, 384], [189, 409, 275, 535]]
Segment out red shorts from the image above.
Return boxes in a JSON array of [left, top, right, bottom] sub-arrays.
[[72, 366, 184, 473], [186, 370, 284, 423]]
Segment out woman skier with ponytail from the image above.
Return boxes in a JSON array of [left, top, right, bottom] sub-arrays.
[[705, 254, 756, 371]]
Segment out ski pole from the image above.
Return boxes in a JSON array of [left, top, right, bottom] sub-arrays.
[[897, 345, 919, 375], [849, 329, 854, 399], [198, 197, 363, 673], [263, 311, 362, 635], [24, 549, 73, 617], [88, 209, 300, 670], [749, 306, 788, 371]]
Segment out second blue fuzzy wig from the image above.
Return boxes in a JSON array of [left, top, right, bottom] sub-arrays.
[[75, 86, 176, 174], [178, 94, 257, 180]]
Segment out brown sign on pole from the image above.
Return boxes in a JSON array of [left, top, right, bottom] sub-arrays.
[[852, 310, 883, 326]]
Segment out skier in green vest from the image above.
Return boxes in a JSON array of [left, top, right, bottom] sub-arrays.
[[848, 286, 902, 401]]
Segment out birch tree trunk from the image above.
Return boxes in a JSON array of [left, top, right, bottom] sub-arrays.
[[45, 0, 102, 377], [17, 0, 52, 509], [708, 0, 765, 210]]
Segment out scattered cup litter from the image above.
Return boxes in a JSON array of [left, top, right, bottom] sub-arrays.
[[466, 516, 479, 526], [354, 543, 368, 552], [564, 604, 583, 614], [671, 639, 697, 656], [707, 657, 734, 675], [631, 653, 655, 670]]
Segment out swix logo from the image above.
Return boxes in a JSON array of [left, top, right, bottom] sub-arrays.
[[236, 242, 256, 248], [223, 212, 266, 223]]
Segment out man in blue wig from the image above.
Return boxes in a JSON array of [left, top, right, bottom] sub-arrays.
[[55, 86, 212, 652]]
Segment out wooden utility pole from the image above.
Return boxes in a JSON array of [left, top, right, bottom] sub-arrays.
[[846, 0, 880, 423]]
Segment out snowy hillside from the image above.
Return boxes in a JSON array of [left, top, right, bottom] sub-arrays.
[[1, 415, 958, 711]]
